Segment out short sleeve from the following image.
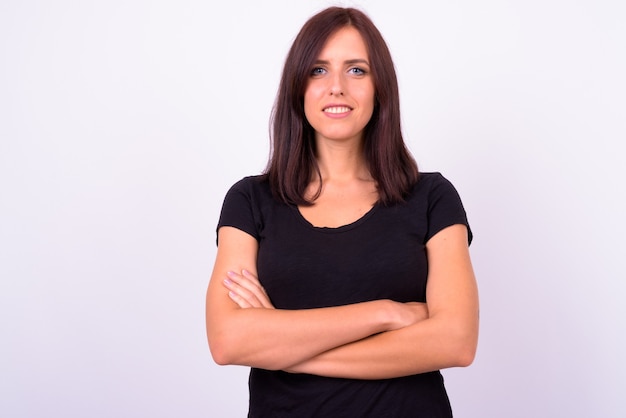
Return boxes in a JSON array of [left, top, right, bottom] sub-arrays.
[[216, 177, 262, 245], [425, 173, 473, 245]]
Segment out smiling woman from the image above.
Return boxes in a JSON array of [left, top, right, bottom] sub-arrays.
[[303, 27, 375, 146], [205, 6, 478, 418]]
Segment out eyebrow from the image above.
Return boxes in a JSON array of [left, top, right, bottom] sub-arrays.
[[314, 59, 371, 66]]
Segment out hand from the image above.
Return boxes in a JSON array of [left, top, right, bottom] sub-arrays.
[[389, 301, 429, 330], [284, 302, 429, 376], [405, 301, 429, 323], [223, 269, 275, 309]]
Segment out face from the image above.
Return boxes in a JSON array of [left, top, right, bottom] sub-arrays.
[[303, 26, 375, 145]]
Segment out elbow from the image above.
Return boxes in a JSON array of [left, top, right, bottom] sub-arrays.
[[207, 330, 238, 366], [209, 340, 291, 370], [206, 316, 249, 366], [453, 342, 477, 367], [444, 322, 478, 368], [208, 333, 285, 370], [208, 341, 228, 366], [209, 343, 232, 366]]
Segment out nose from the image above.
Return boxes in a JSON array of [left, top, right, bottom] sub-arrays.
[[329, 72, 344, 96]]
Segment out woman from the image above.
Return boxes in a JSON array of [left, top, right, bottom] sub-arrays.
[[206, 6, 479, 417]]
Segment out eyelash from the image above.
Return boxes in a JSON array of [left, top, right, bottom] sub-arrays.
[[310, 67, 368, 76]]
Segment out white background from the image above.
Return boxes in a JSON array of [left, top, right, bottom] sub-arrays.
[[1, 0, 625, 417]]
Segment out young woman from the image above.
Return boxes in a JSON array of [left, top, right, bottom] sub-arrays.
[[206, 7, 479, 417]]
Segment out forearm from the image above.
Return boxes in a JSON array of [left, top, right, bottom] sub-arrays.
[[287, 314, 479, 380], [207, 299, 402, 370], [207, 227, 429, 371], [206, 227, 398, 370]]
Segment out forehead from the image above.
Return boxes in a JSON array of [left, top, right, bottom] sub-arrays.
[[317, 26, 369, 59]]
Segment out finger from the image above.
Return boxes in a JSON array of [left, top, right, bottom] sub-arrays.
[[241, 269, 262, 286], [226, 289, 253, 308], [240, 269, 267, 295], [241, 270, 274, 308], [229, 271, 273, 309], [223, 275, 264, 308]]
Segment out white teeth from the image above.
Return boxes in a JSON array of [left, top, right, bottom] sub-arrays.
[[324, 106, 351, 114]]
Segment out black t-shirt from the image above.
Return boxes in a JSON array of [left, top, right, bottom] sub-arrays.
[[217, 172, 472, 418]]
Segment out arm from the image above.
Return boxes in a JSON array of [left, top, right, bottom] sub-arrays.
[[286, 224, 479, 379], [205, 226, 425, 370]]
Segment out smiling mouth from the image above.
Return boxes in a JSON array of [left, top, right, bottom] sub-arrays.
[[323, 106, 352, 114]]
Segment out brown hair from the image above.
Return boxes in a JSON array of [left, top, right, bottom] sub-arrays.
[[264, 7, 419, 205]]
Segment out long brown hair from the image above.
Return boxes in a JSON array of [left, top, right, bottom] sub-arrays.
[[265, 7, 419, 206]]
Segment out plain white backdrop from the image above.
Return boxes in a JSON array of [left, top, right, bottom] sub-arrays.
[[1, 0, 625, 417]]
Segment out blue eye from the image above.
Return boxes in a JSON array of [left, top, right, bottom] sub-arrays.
[[311, 67, 326, 76], [349, 67, 366, 75]]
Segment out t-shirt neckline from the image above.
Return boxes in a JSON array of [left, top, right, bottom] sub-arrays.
[[291, 202, 380, 233]]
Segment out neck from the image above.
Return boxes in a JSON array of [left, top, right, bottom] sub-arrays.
[[314, 138, 371, 182]]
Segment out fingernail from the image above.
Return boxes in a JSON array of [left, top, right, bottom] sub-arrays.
[[223, 278, 232, 285]]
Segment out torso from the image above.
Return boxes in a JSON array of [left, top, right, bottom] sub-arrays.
[[217, 172, 469, 417]]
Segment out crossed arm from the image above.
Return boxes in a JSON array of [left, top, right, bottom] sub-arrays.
[[205, 224, 479, 379]]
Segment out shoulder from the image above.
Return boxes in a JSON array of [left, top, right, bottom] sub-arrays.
[[228, 174, 270, 193], [409, 171, 472, 244], [218, 175, 274, 243], [225, 175, 273, 202], [408, 172, 458, 199]]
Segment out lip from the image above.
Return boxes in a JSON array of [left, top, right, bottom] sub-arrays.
[[322, 103, 353, 118]]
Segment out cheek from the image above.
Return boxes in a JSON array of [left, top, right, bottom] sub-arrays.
[[351, 80, 375, 108], [303, 96, 315, 125], [358, 89, 376, 118], [304, 84, 324, 103], [304, 86, 324, 121]]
